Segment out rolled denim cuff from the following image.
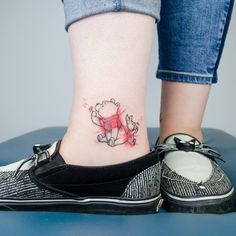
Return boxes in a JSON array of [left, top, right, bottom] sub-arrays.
[[156, 70, 218, 85], [61, 0, 161, 32]]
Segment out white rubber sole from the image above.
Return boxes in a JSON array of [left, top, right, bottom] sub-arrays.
[[0, 194, 163, 214]]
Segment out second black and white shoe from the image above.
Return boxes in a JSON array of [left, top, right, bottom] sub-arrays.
[[0, 140, 162, 214], [155, 133, 235, 214]]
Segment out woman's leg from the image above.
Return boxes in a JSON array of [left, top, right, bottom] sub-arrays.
[[59, 11, 156, 166], [156, 0, 234, 143], [0, 1, 165, 215], [156, 0, 235, 213], [156, 0, 235, 143]]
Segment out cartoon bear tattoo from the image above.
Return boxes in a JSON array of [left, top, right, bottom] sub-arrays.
[[90, 98, 139, 147]]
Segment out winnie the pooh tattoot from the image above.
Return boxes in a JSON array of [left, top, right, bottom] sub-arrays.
[[90, 98, 139, 147]]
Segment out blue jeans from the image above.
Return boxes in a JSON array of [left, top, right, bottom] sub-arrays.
[[61, 0, 234, 84]]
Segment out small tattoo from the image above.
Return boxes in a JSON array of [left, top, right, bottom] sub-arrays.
[[82, 97, 89, 109], [159, 112, 162, 123], [90, 98, 139, 147]]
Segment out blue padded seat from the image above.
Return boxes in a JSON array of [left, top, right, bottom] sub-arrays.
[[0, 127, 235, 236]]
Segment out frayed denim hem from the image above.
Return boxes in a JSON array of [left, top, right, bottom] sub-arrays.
[[156, 70, 218, 85]]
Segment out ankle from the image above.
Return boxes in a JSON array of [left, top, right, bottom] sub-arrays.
[[60, 97, 150, 166], [59, 129, 150, 166]]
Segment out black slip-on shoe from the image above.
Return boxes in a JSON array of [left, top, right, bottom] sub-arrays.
[[155, 133, 235, 214], [0, 140, 162, 214]]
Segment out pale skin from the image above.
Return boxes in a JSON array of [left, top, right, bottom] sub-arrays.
[[158, 81, 211, 144], [60, 12, 154, 166], [59, 12, 210, 166]]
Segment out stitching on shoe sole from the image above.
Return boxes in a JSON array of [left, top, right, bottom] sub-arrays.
[[0, 194, 161, 204], [162, 187, 234, 202]]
